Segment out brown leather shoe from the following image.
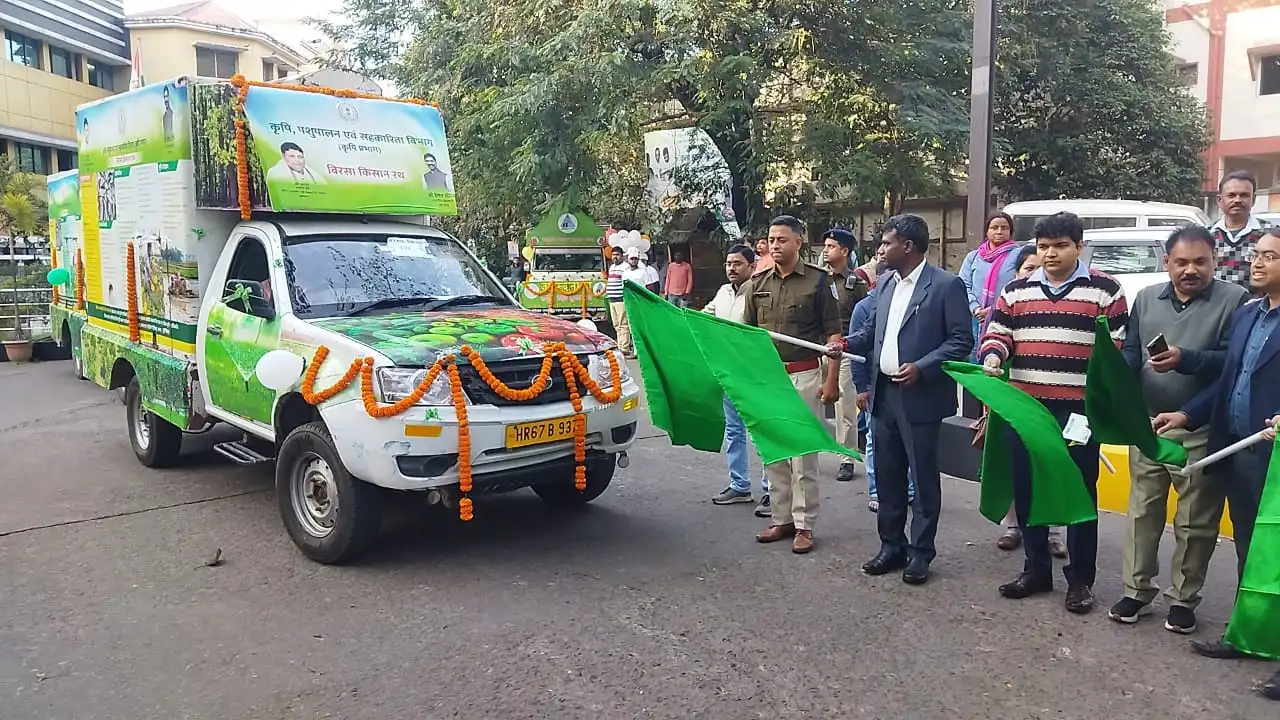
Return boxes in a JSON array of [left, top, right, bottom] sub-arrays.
[[756, 523, 796, 543], [792, 530, 814, 554]]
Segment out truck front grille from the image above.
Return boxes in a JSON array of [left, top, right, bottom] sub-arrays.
[[455, 355, 588, 406]]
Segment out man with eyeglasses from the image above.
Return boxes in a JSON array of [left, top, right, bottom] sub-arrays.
[[1152, 229, 1280, 701]]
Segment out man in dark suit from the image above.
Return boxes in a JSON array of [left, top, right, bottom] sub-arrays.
[[829, 214, 974, 584], [1153, 229, 1280, 700]]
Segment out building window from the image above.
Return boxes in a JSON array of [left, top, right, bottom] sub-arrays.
[[14, 143, 50, 175], [50, 46, 75, 79], [196, 48, 238, 79], [87, 61, 114, 91], [56, 149, 78, 172], [1262, 55, 1280, 96], [262, 60, 275, 81], [5, 30, 42, 69], [1176, 63, 1198, 88]]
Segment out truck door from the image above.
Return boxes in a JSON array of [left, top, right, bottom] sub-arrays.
[[201, 232, 283, 427]]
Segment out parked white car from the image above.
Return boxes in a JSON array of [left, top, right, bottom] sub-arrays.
[[1004, 199, 1209, 242], [1081, 227, 1170, 300]]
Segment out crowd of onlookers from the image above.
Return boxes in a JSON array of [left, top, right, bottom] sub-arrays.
[[697, 169, 1277, 701]]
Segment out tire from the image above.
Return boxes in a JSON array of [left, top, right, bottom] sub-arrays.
[[64, 327, 86, 381], [276, 421, 383, 564], [532, 453, 616, 506], [125, 376, 183, 467]]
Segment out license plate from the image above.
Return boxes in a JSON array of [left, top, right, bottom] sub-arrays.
[[505, 416, 577, 449]]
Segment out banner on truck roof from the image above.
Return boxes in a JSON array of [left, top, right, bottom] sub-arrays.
[[76, 80, 192, 174], [240, 86, 458, 216]]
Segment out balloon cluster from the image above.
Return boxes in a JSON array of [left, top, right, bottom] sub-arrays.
[[604, 228, 651, 255]]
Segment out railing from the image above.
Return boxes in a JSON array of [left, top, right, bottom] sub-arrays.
[[0, 287, 53, 336]]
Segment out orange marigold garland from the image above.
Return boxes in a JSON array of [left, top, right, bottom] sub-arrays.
[[300, 345, 363, 404], [75, 250, 85, 311], [300, 342, 624, 514], [555, 346, 589, 491], [125, 242, 140, 342], [459, 343, 553, 401], [447, 360, 474, 521], [230, 75, 252, 221]]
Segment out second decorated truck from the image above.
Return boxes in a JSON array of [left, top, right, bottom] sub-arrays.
[[48, 76, 641, 563]]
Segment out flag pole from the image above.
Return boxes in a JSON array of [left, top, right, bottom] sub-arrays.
[[1177, 430, 1269, 475], [767, 331, 866, 364]]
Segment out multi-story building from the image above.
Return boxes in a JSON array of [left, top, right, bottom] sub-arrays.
[[0, 0, 130, 176], [1166, 0, 1280, 212]]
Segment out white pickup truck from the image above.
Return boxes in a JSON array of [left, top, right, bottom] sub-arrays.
[[48, 76, 641, 563]]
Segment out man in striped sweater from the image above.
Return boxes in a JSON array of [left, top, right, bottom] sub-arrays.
[[979, 211, 1129, 614]]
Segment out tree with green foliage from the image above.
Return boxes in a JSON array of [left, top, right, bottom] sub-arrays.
[[316, 0, 1208, 256], [0, 157, 45, 339], [992, 0, 1209, 203]]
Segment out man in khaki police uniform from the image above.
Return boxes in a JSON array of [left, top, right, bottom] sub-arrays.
[[822, 228, 869, 480], [743, 215, 844, 553]]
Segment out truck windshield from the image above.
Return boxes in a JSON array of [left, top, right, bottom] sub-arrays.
[[281, 233, 510, 318], [534, 249, 603, 272]]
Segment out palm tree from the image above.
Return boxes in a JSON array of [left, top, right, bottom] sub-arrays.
[[0, 156, 44, 341]]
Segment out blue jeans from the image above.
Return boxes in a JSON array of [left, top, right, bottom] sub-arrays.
[[724, 398, 768, 495], [865, 421, 916, 502]]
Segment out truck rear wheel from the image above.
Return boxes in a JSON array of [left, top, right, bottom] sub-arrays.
[[276, 421, 383, 564], [126, 376, 183, 467], [532, 454, 616, 506]]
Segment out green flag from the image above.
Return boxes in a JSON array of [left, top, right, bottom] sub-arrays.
[[1224, 438, 1280, 659], [624, 281, 858, 465], [1084, 316, 1187, 466], [943, 362, 1098, 527]]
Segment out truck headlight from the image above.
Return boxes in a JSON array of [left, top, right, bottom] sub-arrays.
[[376, 366, 456, 406], [589, 350, 632, 390]]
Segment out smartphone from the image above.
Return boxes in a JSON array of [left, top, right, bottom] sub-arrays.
[[1146, 333, 1170, 356]]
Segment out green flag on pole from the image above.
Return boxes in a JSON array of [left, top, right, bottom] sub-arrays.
[[1224, 437, 1280, 659], [623, 281, 858, 465], [942, 362, 1098, 527], [1084, 316, 1188, 466]]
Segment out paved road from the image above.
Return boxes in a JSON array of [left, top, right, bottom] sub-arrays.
[[0, 361, 1273, 719]]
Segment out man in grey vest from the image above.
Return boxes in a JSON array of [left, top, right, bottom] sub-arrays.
[[1109, 225, 1248, 633]]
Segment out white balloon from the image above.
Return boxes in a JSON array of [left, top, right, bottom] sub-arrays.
[[637, 237, 651, 253], [576, 318, 598, 333], [628, 229, 642, 243], [255, 349, 305, 391]]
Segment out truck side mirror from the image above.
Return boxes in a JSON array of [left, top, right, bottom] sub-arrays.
[[222, 279, 276, 320]]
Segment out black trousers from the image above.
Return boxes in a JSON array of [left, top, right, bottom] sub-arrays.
[[1222, 437, 1268, 581], [1005, 412, 1100, 586], [871, 378, 943, 563]]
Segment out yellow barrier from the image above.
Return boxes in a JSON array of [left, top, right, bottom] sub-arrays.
[[1098, 445, 1234, 538]]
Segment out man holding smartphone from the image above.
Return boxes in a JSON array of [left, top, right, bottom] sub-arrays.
[[1111, 225, 1248, 633]]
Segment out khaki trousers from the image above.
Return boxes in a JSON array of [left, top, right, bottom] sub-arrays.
[[609, 301, 631, 353], [767, 367, 823, 530], [1121, 426, 1222, 609], [821, 356, 858, 460]]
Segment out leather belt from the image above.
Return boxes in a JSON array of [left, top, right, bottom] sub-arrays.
[[783, 358, 821, 374]]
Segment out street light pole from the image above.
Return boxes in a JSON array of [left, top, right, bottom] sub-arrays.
[[961, 0, 998, 419], [965, 0, 998, 248]]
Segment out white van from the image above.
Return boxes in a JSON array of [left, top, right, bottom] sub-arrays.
[[1002, 200, 1209, 242]]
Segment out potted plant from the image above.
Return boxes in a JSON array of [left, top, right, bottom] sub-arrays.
[[1, 158, 42, 363]]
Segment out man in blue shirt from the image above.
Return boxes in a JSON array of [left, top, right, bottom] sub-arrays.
[[1153, 229, 1280, 701]]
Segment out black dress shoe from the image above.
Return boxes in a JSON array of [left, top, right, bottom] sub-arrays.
[[1191, 638, 1247, 659], [902, 558, 930, 585], [862, 550, 909, 575], [836, 463, 856, 482], [1258, 669, 1280, 700], [999, 572, 1053, 599]]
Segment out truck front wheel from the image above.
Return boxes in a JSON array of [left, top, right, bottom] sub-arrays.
[[126, 377, 182, 467], [532, 454, 616, 506], [276, 421, 383, 564]]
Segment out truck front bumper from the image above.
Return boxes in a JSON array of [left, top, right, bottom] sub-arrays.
[[320, 381, 643, 491]]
